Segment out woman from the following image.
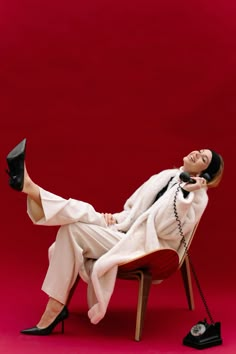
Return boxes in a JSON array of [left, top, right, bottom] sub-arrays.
[[6, 138, 224, 335]]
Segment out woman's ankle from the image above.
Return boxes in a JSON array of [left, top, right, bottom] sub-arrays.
[[36, 298, 64, 328], [22, 166, 32, 193], [46, 298, 64, 312]]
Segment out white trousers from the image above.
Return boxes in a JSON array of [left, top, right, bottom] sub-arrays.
[[27, 188, 124, 305]]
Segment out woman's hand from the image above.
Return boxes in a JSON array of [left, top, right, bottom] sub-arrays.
[[102, 213, 117, 226], [181, 176, 208, 193]]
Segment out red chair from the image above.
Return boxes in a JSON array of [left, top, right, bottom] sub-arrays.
[[117, 224, 198, 341]]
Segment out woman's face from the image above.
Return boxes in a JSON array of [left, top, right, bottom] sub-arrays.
[[183, 149, 212, 175]]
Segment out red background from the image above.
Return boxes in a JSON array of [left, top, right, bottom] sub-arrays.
[[0, 0, 235, 349]]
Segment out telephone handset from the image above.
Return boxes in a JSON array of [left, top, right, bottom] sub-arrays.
[[179, 171, 211, 184], [173, 182, 222, 349]]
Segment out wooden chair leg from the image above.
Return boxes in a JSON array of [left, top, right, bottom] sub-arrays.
[[180, 256, 194, 310], [135, 270, 152, 341]]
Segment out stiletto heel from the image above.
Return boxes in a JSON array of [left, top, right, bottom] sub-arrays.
[[20, 306, 69, 336], [6, 138, 27, 191]]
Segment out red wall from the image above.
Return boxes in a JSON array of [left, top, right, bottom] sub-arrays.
[[0, 1, 235, 281]]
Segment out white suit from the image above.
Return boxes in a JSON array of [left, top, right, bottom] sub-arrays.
[[27, 168, 208, 324]]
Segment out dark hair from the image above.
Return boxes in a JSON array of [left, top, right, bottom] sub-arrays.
[[202, 150, 221, 180], [204, 150, 224, 188]]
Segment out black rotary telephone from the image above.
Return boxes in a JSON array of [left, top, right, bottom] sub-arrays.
[[174, 172, 223, 349]]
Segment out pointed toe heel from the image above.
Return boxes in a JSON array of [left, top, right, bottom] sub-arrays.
[[6, 138, 27, 191], [20, 306, 69, 336]]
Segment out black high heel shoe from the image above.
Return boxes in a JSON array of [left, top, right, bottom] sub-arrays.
[[20, 306, 69, 336], [6, 138, 27, 191]]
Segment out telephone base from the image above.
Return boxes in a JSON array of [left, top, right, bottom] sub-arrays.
[[183, 320, 222, 350]]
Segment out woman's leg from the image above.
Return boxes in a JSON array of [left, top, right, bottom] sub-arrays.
[[6, 141, 118, 333], [23, 165, 45, 221], [22, 163, 106, 228], [31, 222, 123, 329]]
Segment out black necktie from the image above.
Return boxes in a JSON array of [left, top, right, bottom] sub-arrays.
[[152, 177, 174, 204]]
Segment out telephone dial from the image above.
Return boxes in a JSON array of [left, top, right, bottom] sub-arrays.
[[183, 320, 222, 349]]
